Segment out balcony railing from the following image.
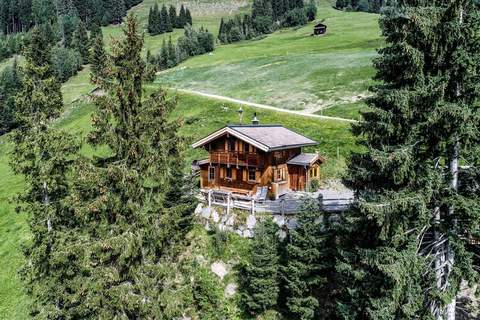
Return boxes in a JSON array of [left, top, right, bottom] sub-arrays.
[[209, 151, 264, 167]]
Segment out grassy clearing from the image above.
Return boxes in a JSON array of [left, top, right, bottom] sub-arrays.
[[155, 1, 381, 119]]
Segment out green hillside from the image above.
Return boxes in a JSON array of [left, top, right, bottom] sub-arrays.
[[0, 0, 381, 318], [155, 1, 381, 120]]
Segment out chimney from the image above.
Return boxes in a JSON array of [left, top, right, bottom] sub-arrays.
[[252, 112, 259, 125]]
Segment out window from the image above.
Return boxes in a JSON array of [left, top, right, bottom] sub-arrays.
[[226, 167, 232, 179], [228, 139, 236, 151], [244, 142, 250, 153], [274, 167, 286, 182], [208, 167, 215, 181], [248, 169, 256, 182]]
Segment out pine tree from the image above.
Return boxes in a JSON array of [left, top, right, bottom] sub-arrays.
[[72, 19, 89, 64], [179, 4, 186, 27], [218, 17, 225, 42], [305, 0, 317, 21], [89, 20, 103, 43], [110, 0, 126, 24], [281, 198, 328, 320], [159, 38, 169, 69], [167, 35, 177, 68], [185, 8, 193, 26], [10, 26, 82, 318], [149, 3, 161, 35], [148, 6, 154, 33], [89, 33, 107, 82], [161, 4, 172, 32], [0, 56, 21, 134], [169, 5, 177, 29], [242, 219, 280, 315], [74, 14, 192, 317], [337, 0, 480, 319]]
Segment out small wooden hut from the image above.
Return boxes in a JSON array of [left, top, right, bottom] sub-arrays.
[[313, 23, 327, 35]]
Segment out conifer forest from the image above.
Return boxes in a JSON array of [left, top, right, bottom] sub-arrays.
[[0, 0, 479, 319]]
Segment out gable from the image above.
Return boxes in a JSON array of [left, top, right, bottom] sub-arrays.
[[192, 125, 318, 152]]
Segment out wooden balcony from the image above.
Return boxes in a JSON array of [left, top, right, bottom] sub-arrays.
[[209, 151, 264, 167]]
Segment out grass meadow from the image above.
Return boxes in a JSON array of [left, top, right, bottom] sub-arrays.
[[155, 0, 381, 119]]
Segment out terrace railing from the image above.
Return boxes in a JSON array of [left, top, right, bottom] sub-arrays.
[[209, 151, 264, 167]]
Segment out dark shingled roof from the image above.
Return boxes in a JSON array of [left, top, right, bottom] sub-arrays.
[[227, 125, 317, 151], [287, 153, 323, 166]]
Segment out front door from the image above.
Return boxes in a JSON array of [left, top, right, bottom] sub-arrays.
[[288, 166, 299, 191]]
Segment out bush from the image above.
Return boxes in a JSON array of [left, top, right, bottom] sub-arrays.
[[51, 46, 83, 82], [254, 15, 273, 34], [309, 178, 321, 192], [0, 33, 25, 61], [283, 8, 308, 27], [192, 267, 227, 318], [212, 227, 229, 258]]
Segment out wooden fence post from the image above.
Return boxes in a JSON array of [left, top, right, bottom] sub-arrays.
[[208, 190, 212, 207], [251, 199, 255, 215], [227, 193, 231, 215]]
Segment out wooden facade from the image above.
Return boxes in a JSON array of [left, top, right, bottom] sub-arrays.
[[193, 124, 323, 199]]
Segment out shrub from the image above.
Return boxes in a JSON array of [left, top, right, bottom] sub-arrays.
[[51, 46, 83, 82], [212, 227, 229, 258], [192, 267, 227, 318], [254, 15, 273, 34]]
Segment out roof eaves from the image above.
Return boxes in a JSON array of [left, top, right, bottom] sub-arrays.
[[191, 126, 270, 152], [268, 142, 318, 152]]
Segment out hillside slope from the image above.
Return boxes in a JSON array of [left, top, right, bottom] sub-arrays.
[[155, 0, 381, 120]]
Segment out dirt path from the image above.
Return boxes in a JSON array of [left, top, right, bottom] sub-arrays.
[[171, 88, 358, 123]]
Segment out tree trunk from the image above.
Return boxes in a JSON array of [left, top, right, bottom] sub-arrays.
[[44, 181, 52, 232], [445, 138, 459, 320]]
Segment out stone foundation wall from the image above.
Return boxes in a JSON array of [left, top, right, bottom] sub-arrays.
[[194, 202, 299, 238]]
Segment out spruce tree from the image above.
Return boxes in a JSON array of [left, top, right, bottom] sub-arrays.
[[74, 14, 192, 317], [148, 6, 154, 33], [89, 20, 103, 44], [167, 35, 177, 68], [337, 0, 480, 319], [72, 20, 89, 64], [110, 0, 126, 24], [185, 8, 193, 26], [179, 4, 186, 27], [169, 5, 177, 29], [242, 219, 280, 315], [281, 198, 329, 320], [10, 26, 82, 318], [161, 4, 172, 32], [90, 33, 107, 82], [218, 17, 225, 42], [159, 38, 169, 69], [0, 56, 21, 134], [158, 4, 166, 33]]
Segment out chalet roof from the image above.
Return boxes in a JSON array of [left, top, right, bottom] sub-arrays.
[[314, 22, 327, 28], [192, 125, 317, 152], [287, 153, 323, 166]]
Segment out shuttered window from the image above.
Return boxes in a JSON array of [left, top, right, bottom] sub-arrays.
[[248, 169, 256, 182], [208, 167, 215, 181]]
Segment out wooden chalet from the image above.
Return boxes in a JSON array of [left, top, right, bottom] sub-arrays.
[[313, 22, 327, 35], [192, 118, 324, 199]]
